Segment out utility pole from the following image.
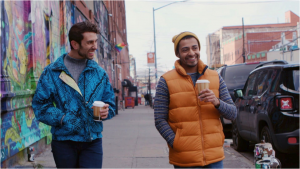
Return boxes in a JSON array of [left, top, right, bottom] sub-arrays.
[[281, 32, 285, 60], [153, 8, 157, 86], [134, 59, 137, 85], [242, 17, 245, 63], [148, 67, 151, 95], [148, 67, 152, 107]]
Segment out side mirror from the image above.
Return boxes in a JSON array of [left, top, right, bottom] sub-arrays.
[[234, 89, 243, 98]]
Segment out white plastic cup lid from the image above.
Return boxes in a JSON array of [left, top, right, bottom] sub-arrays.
[[196, 80, 210, 83], [93, 101, 105, 107]]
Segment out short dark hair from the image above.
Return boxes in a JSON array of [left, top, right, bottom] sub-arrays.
[[68, 21, 99, 49], [176, 35, 196, 54]]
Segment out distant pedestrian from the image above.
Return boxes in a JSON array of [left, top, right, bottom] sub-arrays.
[[154, 31, 237, 168], [144, 93, 150, 105], [32, 21, 116, 168]]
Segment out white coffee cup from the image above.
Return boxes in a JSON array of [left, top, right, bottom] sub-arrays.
[[196, 80, 210, 95], [93, 101, 105, 121]]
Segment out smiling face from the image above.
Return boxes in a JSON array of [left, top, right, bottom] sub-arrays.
[[176, 37, 200, 73], [71, 32, 98, 60]]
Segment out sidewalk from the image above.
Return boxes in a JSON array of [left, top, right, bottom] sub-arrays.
[[15, 105, 254, 168]]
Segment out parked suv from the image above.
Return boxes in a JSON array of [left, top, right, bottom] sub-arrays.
[[232, 60, 299, 156], [217, 62, 263, 137]]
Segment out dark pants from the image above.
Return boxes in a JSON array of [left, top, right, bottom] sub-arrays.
[[51, 138, 103, 168], [174, 160, 223, 168]]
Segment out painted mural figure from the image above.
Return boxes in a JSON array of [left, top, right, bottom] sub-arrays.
[[154, 32, 237, 168], [32, 21, 116, 168]]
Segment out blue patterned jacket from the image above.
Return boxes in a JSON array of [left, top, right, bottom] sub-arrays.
[[32, 54, 116, 142]]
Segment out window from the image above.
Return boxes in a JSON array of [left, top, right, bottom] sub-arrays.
[[257, 53, 260, 58], [292, 70, 299, 91], [282, 69, 300, 92], [224, 64, 260, 90], [248, 55, 251, 60], [262, 53, 265, 57], [256, 70, 269, 96], [252, 55, 255, 59], [270, 69, 281, 92], [244, 72, 257, 97]]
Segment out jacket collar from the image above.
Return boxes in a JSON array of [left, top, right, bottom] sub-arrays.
[[175, 59, 208, 76], [51, 53, 99, 72]]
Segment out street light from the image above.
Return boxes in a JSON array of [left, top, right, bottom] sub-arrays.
[[153, 0, 187, 85]]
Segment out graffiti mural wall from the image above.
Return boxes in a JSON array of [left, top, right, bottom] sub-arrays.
[[0, 1, 68, 163], [50, 1, 60, 62], [1, 0, 116, 165], [59, 1, 74, 55]]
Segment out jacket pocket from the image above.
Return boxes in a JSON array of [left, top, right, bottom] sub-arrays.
[[54, 113, 84, 136], [90, 120, 103, 133], [219, 120, 225, 144], [172, 128, 181, 151]]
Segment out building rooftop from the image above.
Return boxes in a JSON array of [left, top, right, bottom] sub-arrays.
[[222, 10, 299, 30]]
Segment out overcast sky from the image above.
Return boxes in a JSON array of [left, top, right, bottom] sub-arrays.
[[125, 0, 299, 77]]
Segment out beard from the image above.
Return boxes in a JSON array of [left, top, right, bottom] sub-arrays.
[[186, 63, 198, 67], [179, 53, 199, 67], [77, 45, 92, 60], [78, 49, 87, 59]]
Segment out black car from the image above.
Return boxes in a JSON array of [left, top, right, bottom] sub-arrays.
[[232, 61, 299, 156], [216, 62, 263, 137]]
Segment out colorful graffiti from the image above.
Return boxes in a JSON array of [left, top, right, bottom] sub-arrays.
[[59, 1, 74, 55], [74, 7, 87, 23], [1, 0, 114, 165], [0, 1, 59, 163], [31, 1, 48, 78], [50, 1, 61, 62], [2, 1, 33, 92]]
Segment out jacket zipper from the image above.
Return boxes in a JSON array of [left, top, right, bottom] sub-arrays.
[[63, 72, 92, 142], [84, 98, 92, 142], [83, 72, 92, 142], [187, 76, 206, 165]]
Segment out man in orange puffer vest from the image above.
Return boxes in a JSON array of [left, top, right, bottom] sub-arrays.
[[154, 31, 237, 168]]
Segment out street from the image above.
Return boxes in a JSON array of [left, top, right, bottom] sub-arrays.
[[102, 105, 254, 168], [16, 105, 255, 168]]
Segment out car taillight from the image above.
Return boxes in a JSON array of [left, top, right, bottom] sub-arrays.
[[276, 97, 294, 110], [288, 137, 297, 144]]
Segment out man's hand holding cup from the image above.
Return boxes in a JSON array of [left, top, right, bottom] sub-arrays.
[[196, 80, 220, 108], [92, 101, 109, 121]]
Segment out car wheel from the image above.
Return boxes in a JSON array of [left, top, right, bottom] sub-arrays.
[[260, 126, 272, 144], [232, 120, 249, 151], [260, 126, 290, 166]]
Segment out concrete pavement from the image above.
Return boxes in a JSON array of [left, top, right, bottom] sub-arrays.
[[15, 105, 254, 168]]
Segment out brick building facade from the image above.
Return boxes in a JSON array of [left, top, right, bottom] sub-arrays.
[[206, 10, 300, 68]]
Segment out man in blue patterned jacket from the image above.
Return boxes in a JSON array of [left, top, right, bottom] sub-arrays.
[[32, 21, 115, 168]]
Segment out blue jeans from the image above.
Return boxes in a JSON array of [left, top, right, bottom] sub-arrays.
[[174, 160, 223, 168], [51, 138, 103, 168]]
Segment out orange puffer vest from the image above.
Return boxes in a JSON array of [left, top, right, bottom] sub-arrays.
[[162, 59, 225, 167]]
